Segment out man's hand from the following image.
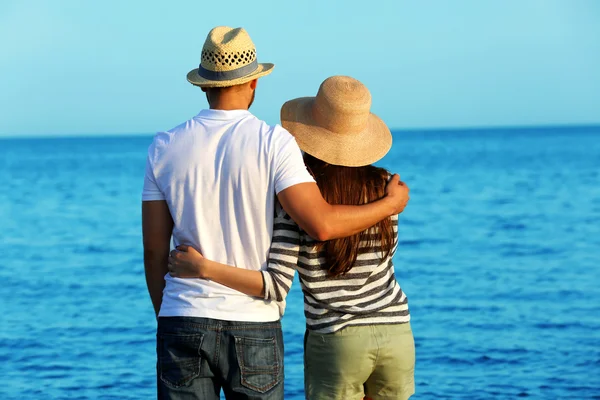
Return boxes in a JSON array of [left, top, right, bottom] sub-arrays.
[[385, 174, 410, 215]]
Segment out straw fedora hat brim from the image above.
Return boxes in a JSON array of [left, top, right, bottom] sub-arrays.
[[281, 97, 392, 167], [187, 63, 274, 88]]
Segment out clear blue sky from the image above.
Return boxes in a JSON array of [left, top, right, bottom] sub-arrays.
[[1, 0, 599, 137]]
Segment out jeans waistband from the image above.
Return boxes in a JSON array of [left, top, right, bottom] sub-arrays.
[[158, 316, 281, 333]]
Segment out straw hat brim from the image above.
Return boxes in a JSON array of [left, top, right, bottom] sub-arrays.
[[187, 63, 274, 88], [281, 97, 392, 167]]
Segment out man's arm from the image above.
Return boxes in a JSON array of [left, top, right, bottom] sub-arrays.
[[142, 200, 174, 317], [277, 174, 409, 241]]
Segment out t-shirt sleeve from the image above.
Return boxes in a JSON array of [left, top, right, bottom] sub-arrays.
[[273, 129, 315, 194], [141, 147, 165, 201]]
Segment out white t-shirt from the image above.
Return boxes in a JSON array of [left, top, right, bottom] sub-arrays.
[[142, 109, 314, 322]]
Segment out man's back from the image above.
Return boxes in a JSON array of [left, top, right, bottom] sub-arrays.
[[143, 109, 313, 321]]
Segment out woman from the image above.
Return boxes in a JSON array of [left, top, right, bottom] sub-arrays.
[[168, 76, 415, 400]]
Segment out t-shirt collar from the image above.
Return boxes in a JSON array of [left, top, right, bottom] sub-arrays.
[[196, 109, 252, 120]]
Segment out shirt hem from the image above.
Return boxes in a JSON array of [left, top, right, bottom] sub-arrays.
[[142, 194, 166, 201], [158, 307, 280, 322], [308, 315, 411, 334]]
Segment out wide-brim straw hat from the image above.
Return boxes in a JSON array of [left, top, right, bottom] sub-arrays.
[[281, 76, 392, 167], [187, 26, 274, 88]]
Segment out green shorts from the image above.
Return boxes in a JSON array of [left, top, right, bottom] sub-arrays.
[[304, 323, 415, 400]]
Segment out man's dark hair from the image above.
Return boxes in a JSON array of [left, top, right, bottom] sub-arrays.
[[203, 87, 225, 96]]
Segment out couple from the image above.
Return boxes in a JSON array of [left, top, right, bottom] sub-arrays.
[[142, 26, 414, 400]]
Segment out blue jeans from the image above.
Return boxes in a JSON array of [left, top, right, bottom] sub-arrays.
[[156, 317, 284, 400]]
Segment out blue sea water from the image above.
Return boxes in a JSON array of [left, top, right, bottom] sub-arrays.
[[1, 126, 599, 400]]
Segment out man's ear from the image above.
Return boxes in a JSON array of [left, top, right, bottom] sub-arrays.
[[249, 79, 258, 90]]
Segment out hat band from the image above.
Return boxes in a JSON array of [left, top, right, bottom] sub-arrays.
[[197, 59, 258, 81]]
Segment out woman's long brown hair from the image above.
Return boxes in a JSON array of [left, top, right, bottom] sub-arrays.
[[304, 154, 396, 277]]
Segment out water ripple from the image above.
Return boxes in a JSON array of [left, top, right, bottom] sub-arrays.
[[1, 130, 600, 399]]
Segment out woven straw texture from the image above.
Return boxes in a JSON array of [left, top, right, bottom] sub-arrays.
[[281, 76, 392, 167], [187, 26, 274, 88]]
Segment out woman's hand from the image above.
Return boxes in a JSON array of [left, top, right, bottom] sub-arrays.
[[167, 245, 211, 279]]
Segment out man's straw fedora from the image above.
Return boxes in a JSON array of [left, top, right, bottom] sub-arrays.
[[281, 76, 392, 167], [187, 26, 274, 88]]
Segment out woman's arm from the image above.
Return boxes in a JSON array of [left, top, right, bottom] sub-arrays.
[[259, 212, 300, 301], [168, 212, 300, 301], [169, 246, 266, 297]]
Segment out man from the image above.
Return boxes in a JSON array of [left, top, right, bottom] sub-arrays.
[[142, 26, 409, 400]]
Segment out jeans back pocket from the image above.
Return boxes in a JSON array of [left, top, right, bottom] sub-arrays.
[[158, 333, 204, 389], [234, 336, 281, 393]]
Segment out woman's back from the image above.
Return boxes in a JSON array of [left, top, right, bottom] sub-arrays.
[[296, 213, 408, 333], [264, 156, 410, 333]]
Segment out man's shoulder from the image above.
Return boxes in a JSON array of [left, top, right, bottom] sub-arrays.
[[271, 123, 295, 140], [147, 118, 194, 161], [163, 117, 199, 138], [253, 118, 297, 146], [238, 111, 282, 133]]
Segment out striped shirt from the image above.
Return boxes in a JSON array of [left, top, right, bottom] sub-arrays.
[[261, 209, 409, 333]]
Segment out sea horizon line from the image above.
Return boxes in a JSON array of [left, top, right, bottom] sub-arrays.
[[1, 123, 599, 140]]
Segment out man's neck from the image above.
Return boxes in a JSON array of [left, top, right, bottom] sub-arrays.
[[209, 100, 249, 111]]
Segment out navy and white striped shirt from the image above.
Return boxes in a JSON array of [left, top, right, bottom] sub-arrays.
[[261, 210, 409, 333]]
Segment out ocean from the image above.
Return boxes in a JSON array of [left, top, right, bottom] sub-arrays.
[[0, 126, 599, 399]]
